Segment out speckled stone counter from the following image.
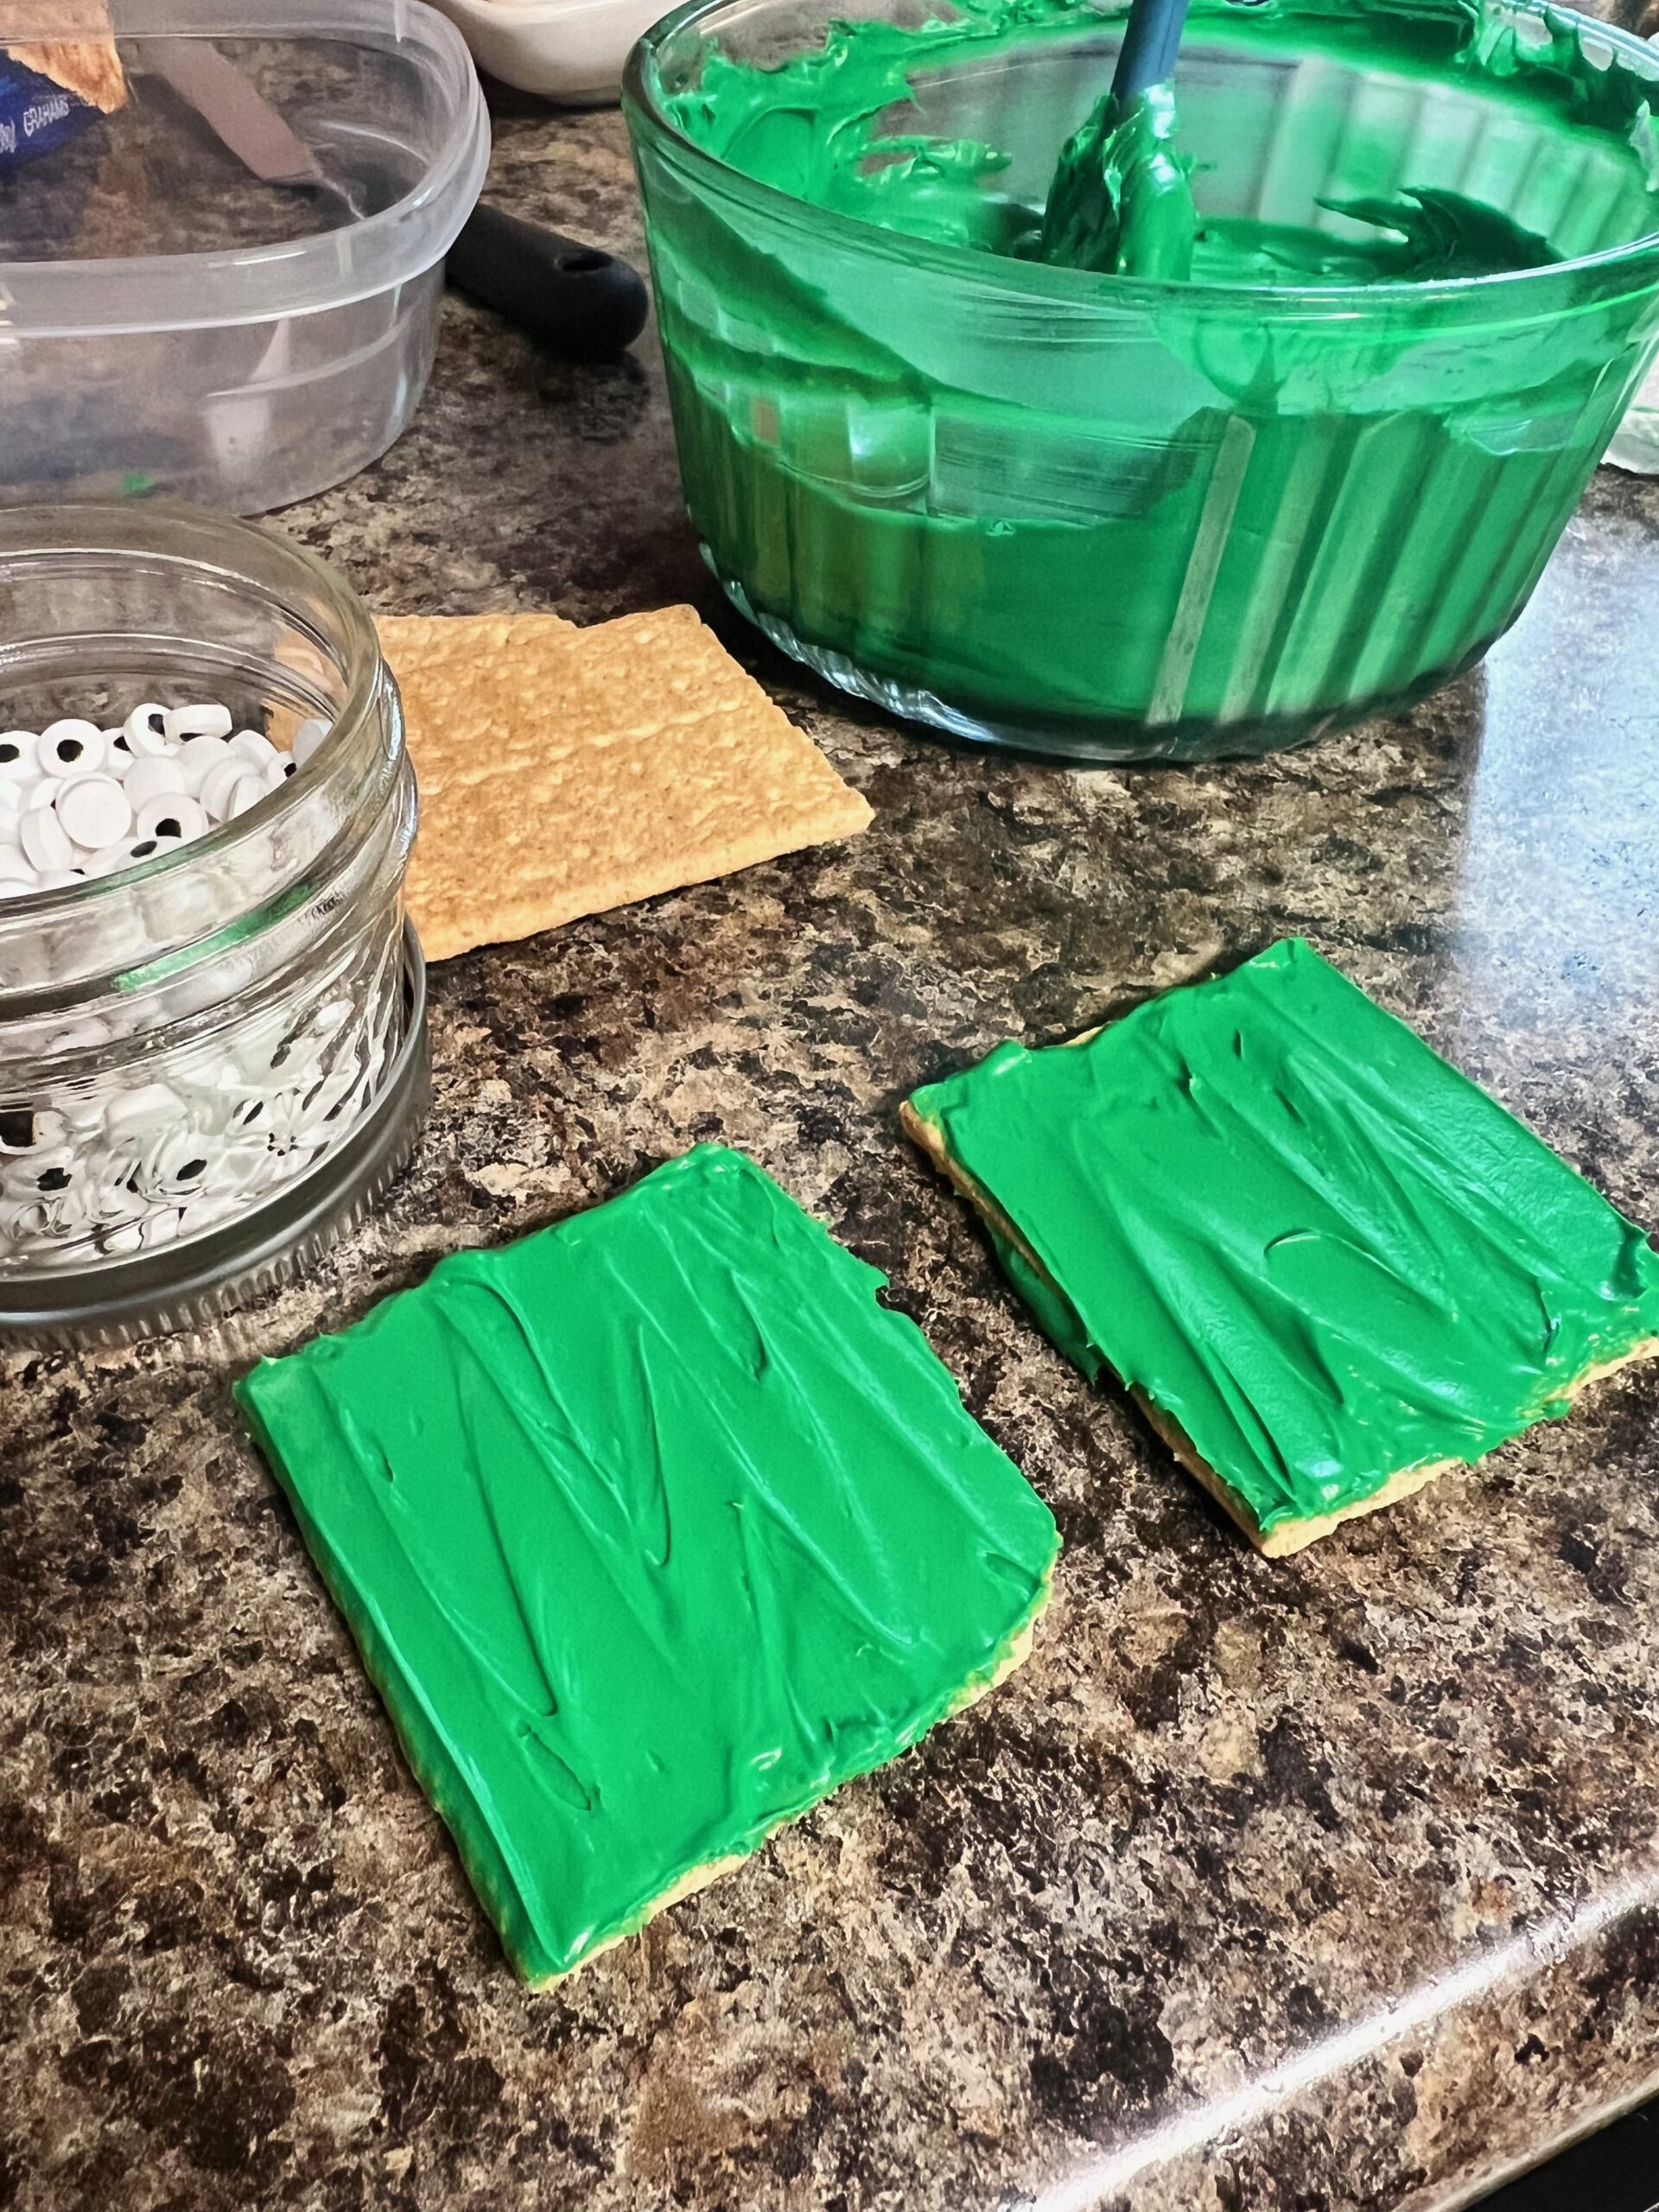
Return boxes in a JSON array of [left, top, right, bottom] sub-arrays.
[[6, 88, 1659, 2212]]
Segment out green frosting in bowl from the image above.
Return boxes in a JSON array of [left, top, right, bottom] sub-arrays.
[[629, 0, 1659, 755], [661, 0, 1651, 288]]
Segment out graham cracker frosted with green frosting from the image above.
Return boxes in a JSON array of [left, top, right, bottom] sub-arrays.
[[906, 939, 1659, 1554], [238, 1147, 1058, 1982]]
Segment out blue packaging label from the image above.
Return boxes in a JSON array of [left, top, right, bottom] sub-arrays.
[[0, 54, 100, 168]]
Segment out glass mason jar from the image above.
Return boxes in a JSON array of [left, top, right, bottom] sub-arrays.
[[0, 503, 426, 1344]]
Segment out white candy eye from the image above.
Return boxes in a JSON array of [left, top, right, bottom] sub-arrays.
[[214, 1141, 270, 1194], [29, 1152, 77, 1198], [122, 704, 170, 756], [83, 841, 136, 880], [0, 1108, 38, 1153], [0, 731, 37, 783], [121, 753, 188, 811], [175, 734, 232, 793], [56, 776, 131, 852], [134, 791, 208, 843], [151, 1133, 211, 1192], [124, 830, 181, 868], [291, 717, 331, 768], [41, 719, 106, 775], [162, 702, 233, 744], [197, 758, 246, 823], [20, 805, 73, 874], [103, 1082, 185, 1141], [0, 687, 389, 1260], [227, 772, 268, 820]]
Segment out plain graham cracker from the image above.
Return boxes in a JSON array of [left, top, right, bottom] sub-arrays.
[[3, 0, 127, 111], [378, 606, 873, 963]]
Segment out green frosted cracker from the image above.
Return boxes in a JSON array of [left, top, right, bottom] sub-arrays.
[[904, 939, 1659, 1556], [236, 1146, 1058, 1985]]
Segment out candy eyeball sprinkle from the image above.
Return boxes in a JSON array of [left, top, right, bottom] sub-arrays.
[[41, 719, 105, 775], [0, 1109, 38, 1154], [134, 792, 208, 844], [163, 702, 233, 745], [152, 1145, 210, 1196], [122, 704, 170, 756], [0, 697, 301, 903], [0, 692, 392, 1271], [0, 732, 38, 784]]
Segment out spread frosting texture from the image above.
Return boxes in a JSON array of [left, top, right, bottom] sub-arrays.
[[909, 940, 1659, 1537], [661, 0, 1655, 288], [237, 1146, 1058, 1984]]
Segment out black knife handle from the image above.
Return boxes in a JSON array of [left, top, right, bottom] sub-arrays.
[[448, 202, 650, 360]]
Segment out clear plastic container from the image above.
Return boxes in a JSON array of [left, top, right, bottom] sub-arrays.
[[0, 0, 490, 514], [0, 504, 425, 1344], [627, 0, 1659, 762]]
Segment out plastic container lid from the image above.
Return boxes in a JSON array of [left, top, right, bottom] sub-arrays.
[[0, 0, 490, 334]]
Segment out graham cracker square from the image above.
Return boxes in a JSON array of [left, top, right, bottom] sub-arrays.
[[237, 1147, 1058, 1982], [3, 0, 126, 111], [378, 607, 872, 962], [904, 939, 1659, 1555]]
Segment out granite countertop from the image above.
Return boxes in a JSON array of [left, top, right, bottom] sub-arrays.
[[7, 86, 1659, 2212]]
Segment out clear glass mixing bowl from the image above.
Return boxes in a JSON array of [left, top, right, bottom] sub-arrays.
[[626, 0, 1659, 761]]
